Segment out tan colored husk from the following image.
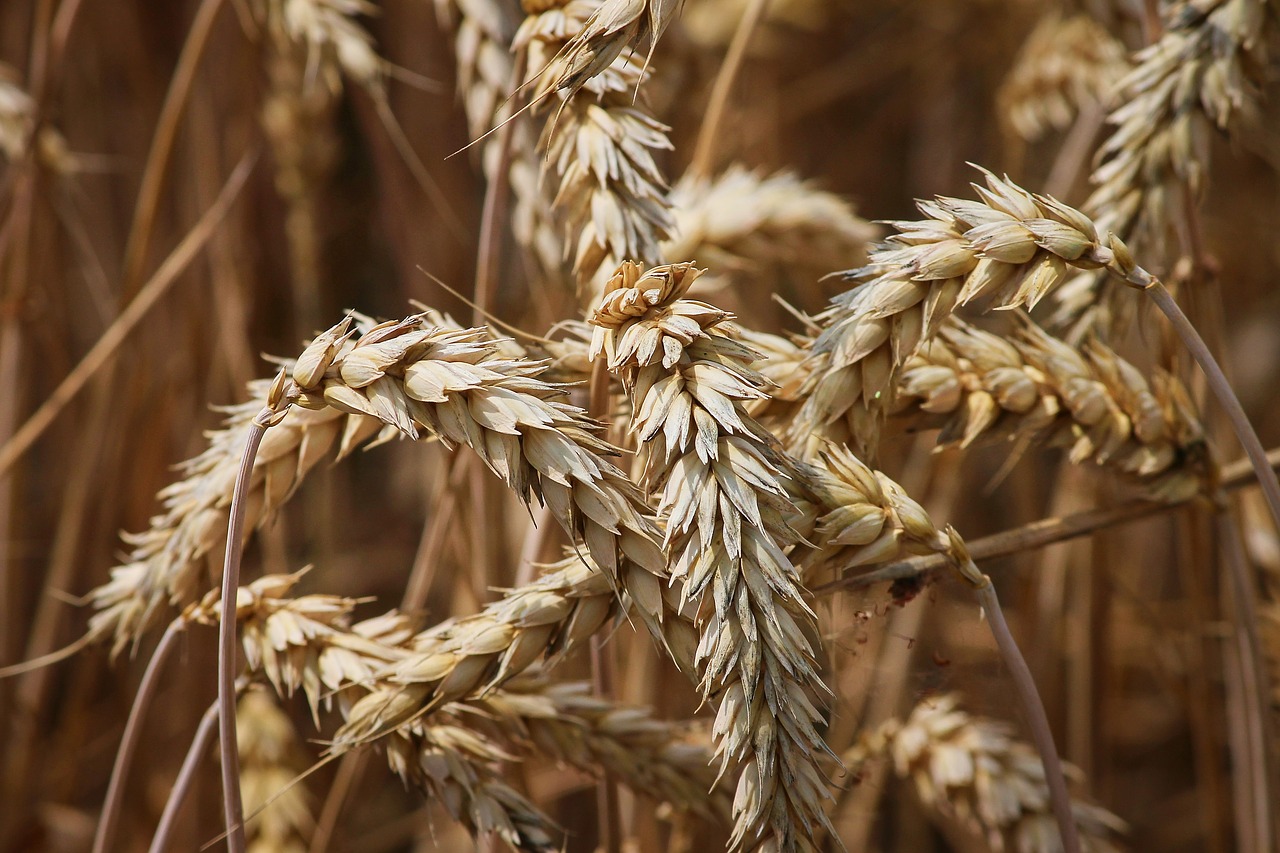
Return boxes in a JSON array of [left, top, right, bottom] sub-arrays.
[[270, 0, 384, 94], [590, 261, 834, 851], [539, 0, 681, 98], [997, 12, 1127, 142], [286, 314, 677, 639], [519, 1, 675, 289], [897, 315, 1208, 501], [664, 165, 877, 300], [1053, 0, 1276, 331], [790, 168, 1150, 458], [236, 689, 314, 853], [847, 694, 1127, 853], [473, 670, 733, 823], [0, 63, 34, 162]]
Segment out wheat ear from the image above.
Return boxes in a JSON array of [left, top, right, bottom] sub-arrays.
[[847, 694, 1126, 853], [590, 261, 834, 851], [236, 689, 314, 853], [898, 315, 1208, 501]]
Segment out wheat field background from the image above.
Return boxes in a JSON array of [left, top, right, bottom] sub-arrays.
[[1, 0, 1279, 851]]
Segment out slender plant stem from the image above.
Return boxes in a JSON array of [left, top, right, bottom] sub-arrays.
[[817, 447, 1280, 593], [1145, 281, 1280, 533], [218, 416, 273, 853], [689, 0, 770, 178], [149, 700, 221, 853], [972, 578, 1080, 853], [92, 619, 185, 853]]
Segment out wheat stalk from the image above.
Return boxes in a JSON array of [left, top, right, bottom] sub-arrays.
[[898, 315, 1208, 501], [847, 694, 1126, 853], [589, 261, 835, 851], [789, 167, 1153, 458]]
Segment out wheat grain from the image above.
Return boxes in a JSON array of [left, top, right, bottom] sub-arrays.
[[998, 12, 1127, 143], [664, 165, 876, 300], [898, 315, 1208, 501], [590, 261, 834, 851], [847, 694, 1126, 853], [790, 168, 1151, 458]]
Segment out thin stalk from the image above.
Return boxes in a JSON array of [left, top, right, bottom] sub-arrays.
[[1145, 281, 1280, 534], [971, 576, 1080, 853], [688, 0, 770, 178], [149, 700, 221, 853], [817, 448, 1280, 593], [92, 619, 185, 853]]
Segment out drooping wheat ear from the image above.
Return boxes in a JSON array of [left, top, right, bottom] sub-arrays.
[[476, 670, 733, 824], [847, 694, 1127, 853], [898, 315, 1209, 501], [87, 380, 387, 656], [663, 165, 877, 299], [997, 12, 1128, 143], [540, 0, 681, 97], [384, 724, 561, 852], [287, 314, 675, 635], [1053, 0, 1276, 330], [236, 689, 314, 853], [590, 261, 834, 851], [518, 2, 675, 289], [790, 167, 1151, 459], [0, 63, 34, 162], [268, 0, 385, 95]]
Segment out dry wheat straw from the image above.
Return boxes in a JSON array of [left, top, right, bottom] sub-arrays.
[[997, 13, 1127, 143], [664, 166, 876, 298], [237, 690, 313, 853], [898, 315, 1208, 501], [791, 168, 1151, 458], [590, 261, 834, 851], [1053, 0, 1276, 330], [847, 694, 1126, 853], [519, 1, 675, 288]]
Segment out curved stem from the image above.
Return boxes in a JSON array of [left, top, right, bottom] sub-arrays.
[[1146, 281, 1280, 533], [92, 620, 185, 853], [148, 700, 220, 853], [688, 0, 770, 178], [218, 419, 270, 853], [972, 578, 1080, 853]]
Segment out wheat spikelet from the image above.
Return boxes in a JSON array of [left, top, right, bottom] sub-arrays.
[[998, 12, 1128, 142], [664, 165, 876, 299], [236, 689, 313, 853], [0, 63, 33, 162], [590, 261, 834, 851], [790, 168, 1149, 458], [898, 316, 1208, 501], [1053, 0, 1276, 330], [847, 694, 1126, 853], [519, 1, 675, 288], [542, 0, 681, 97], [271, 0, 384, 94], [478, 670, 733, 823]]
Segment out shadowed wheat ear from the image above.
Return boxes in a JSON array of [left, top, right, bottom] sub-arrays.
[[898, 315, 1208, 501], [846, 694, 1126, 853], [997, 12, 1127, 143], [519, 2, 675, 289], [236, 689, 314, 853], [268, 0, 384, 95], [663, 165, 876, 298], [1053, 0, 1277, 331], [590, 261, 835, 851]]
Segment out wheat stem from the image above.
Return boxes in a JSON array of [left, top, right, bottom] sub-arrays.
[[822, 446, 1280, 593], [148, 700, 220, 853], [688, 0, 768, 178], [968, 575, 1080, 853], [92, 619, 185, 853]]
